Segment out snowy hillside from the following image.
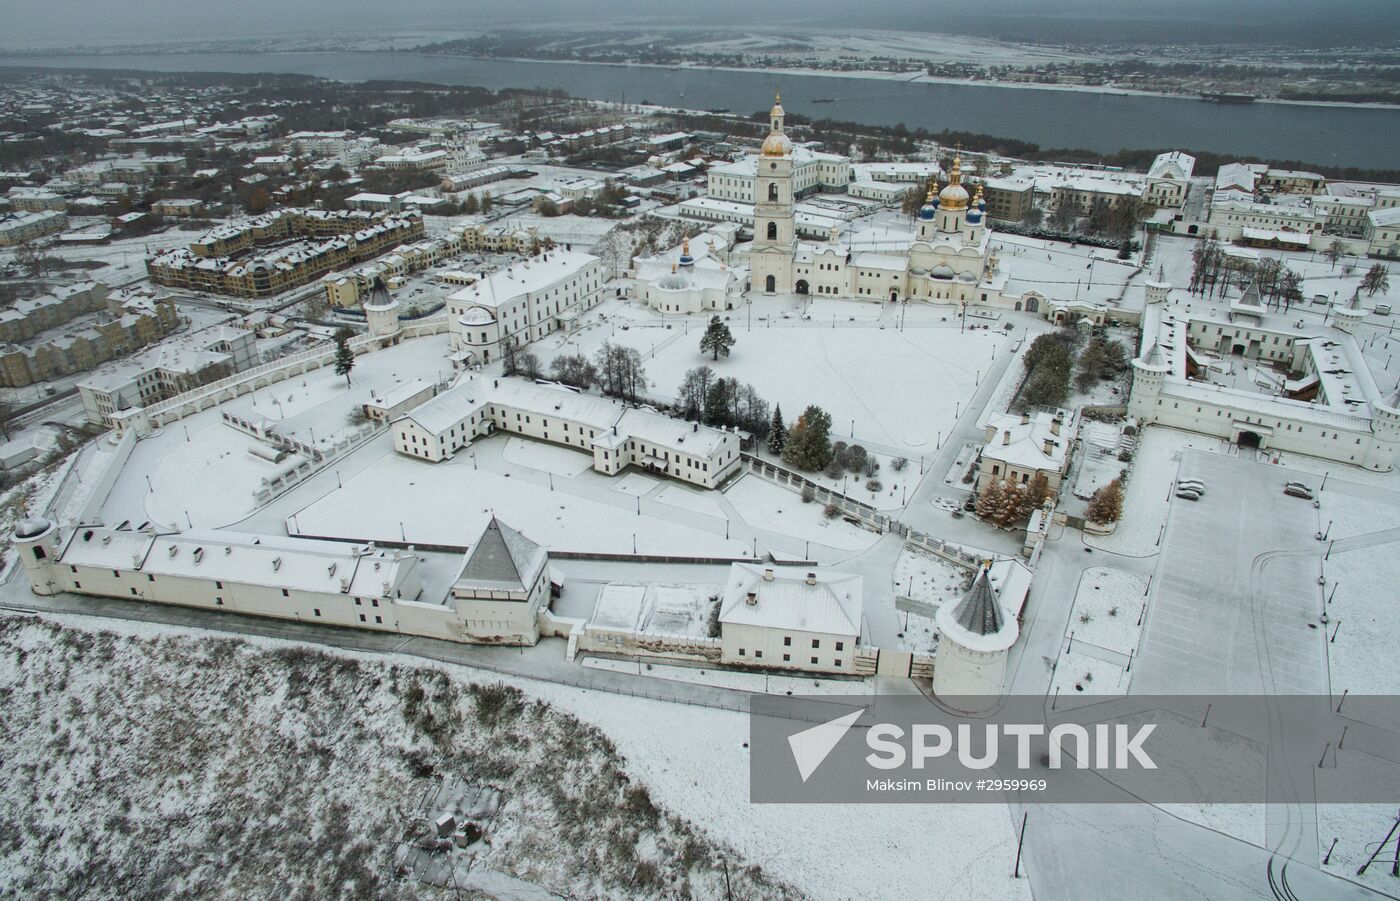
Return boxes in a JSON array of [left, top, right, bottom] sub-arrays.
[[0, 615, 795, 901]]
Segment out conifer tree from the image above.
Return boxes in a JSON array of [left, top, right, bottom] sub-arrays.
[[767, 404, 787, 455]]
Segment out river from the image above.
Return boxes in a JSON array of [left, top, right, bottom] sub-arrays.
[[2, 51, 1396, 169]]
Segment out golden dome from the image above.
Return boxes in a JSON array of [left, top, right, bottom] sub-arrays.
[[770, 90, 784, 118], [938, 152, 969, 211], [761, 132, 793, 157]]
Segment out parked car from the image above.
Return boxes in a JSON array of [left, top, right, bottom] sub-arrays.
[[1175, 489, 1202, 501], [1283, 481, 1314, 499], [1177, 479, 1206, 493]]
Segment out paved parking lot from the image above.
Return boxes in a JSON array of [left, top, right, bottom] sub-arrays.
[[1133, 450, 1328, 695]]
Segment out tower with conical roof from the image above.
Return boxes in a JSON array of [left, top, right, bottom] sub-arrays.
[[932, 563, 1019, 710], [1333, 288, 1366, 334], [449, 516, 551, 644], [363, 277, 402, 342], [750, 92, 795, 295]]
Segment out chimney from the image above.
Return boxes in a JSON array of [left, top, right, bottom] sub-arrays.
[[1043, 438, 1055, 455], [745, 591, 758, 606], [762, 567, 774, 582], [805, 571, 817, 586], [1020, 411, 1029, 425], [1050, 415, 1062, 436], [1002, 430, 1011, 445]]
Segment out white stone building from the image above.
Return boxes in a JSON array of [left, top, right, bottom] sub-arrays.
[[717, 563, 864, 674], [1129, 282, 1400, 471], [1143, 151, 1196, 209], [449, 517, 551, 644], [12, 515, 554, 647], [707, 146, 850, 203], [445, 250, 604, 365], [393, 377, 744, 489], [744, 93, 1023, 309], [634, 236, 743, 314], [977, 409, 1076, 495]]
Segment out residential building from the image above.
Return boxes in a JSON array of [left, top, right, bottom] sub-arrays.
[[446, 249, 604, 364], [392, 377, 744, 489], [717, 564, 864, 674], [0, 210, 67, 246]]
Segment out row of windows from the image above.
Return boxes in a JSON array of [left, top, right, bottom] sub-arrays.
[[737, 648, 844, 667]]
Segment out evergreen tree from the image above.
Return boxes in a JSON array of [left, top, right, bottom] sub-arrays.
[[699, 315, 736, 360], [781, 405, 834, 471], [767, 404, 787, 455], [332, 328, 356, 387], [462, 192, 480, 215]]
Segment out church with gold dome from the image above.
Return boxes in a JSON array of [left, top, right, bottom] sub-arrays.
[[747, 93, 1015, 309]]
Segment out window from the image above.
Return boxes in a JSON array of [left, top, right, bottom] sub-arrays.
[[130, 587, 137, 596], [738, 648, 746, 656], [755, 650, 763, 659], [812, 639, 820, 649], [216, 581, 223, 589], [359, 614, 366, 622], [371, 598, 378, 607], [783, 636, 792, 646], [835, 641, 844, 651], [281, 589, 289, 597], [314, 609, 321, 617], [834, 659, 842, 667], [783, 653, 791, 662], [811, 657, 819, 665], [374, 616, 382, 624]]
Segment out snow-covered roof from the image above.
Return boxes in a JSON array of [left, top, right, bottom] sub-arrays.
[[1148, 151, 1196, 181], [61, 527, 418, 599], [451, 517, 546, 596], [981, 410, 1074, 473], [719, 563, 863, 639], [446, 250, 599, 310], [935, 563, 1020, 653]]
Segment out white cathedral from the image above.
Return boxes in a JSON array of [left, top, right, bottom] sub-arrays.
[[749, 93, 1024, 310]]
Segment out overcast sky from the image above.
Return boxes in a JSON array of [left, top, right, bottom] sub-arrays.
[[3, 0, 1396, 46]]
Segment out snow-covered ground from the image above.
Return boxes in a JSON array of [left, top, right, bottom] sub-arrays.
[[539, 310, 1010, 450], [892, 545, 972, 605], [290, 451, 750, 558], [1067, 567, 1147, 658], [1051, 649, 1128, 697], [1084, 427, 1232, 556], [499, 436, 592, 477], [589, 582, 717, 639], [723, 474, 879, 552]]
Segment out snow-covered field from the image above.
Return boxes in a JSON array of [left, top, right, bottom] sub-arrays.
[[544, 316, 1009, 449], [724, 474, 879, 552], [500, 436, 593, 477], [1320, 535, 1400, 730], [290, 451, 749, 558], [1067, 567, 1147, 658]]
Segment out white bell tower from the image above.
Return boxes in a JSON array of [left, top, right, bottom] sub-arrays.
[[750, 92, 795, 295]]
